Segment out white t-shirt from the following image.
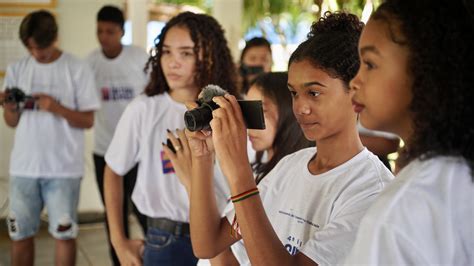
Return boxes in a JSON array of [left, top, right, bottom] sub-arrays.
[[225, 147, 394, 265], [105, 93, 229, 221], [86, 45, 149, 155], [3, 53, 100, 178], [345, 156, 474, 265], [358, 121, 399, 139]]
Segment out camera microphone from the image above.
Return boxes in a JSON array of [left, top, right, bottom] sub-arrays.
[[184, 84, 266, 132], [198, 84, 227, 103]]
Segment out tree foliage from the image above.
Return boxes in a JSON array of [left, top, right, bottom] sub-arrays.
[[153, 0, 380, 45]]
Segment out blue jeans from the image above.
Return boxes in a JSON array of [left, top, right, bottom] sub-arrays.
[[143, 227, 198, 266], [7, 176, 81, 240]]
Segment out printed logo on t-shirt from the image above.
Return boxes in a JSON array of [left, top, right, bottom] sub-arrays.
[[161, 150, 175, 174], [278, 209, 320, 255], [101, 86, 135, 101], [285, 235, 303, 255], [278, 210, 320, 229]]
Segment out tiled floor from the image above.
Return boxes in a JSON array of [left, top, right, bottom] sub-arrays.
[[0, 215, 144, 266]]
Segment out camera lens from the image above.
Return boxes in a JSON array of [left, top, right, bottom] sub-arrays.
[[184, 102, 217, 131], [184, 111, 198, 131]]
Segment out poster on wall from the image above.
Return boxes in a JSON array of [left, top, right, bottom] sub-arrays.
[[0, 14, 28, 78], [0, 0, 56, 8]]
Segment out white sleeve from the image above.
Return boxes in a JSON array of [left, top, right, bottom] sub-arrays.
[[345, 221, 429, 265], [73, 61, 100, 111], [357, 121, 399, 139], [104, 100, 141, 176], [300, 178, 384, 265], [3, 64, 16, 90], [224, 201, 235, 224], [213, 161, 231, 215], [139, 48, 150, 66], [138, 49, 151, 83]]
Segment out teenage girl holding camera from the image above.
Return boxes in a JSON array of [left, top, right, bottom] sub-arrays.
[[103, 12, 237, 266]]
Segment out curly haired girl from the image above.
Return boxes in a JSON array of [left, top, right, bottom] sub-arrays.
[[347, 0, 474, 264], [103, 12, 237, 266]]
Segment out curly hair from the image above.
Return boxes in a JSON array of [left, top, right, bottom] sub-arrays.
[[250, 72, 313, 183], [373, 0, 474, 174], [144, 12, 237, 96], [289, 11, 364, 88]]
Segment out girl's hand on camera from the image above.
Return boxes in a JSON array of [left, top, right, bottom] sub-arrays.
[[184, 102, 214, 158], [210, 94, 251, 183]]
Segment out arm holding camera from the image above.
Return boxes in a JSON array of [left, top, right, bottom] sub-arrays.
[[164, 119, 240, 265], [210, 94, 316, 266], [171, 101, 240, 259], [33, 92, 94, 129], [1, 91, 21, 128]]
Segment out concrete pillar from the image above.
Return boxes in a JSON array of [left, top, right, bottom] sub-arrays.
[[212, 0, 243, 62], [127, 0, 148, 49]]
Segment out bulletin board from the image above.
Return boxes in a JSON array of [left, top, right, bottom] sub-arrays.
[[0, 13, 28, 78], [0, 0, 56, 8]]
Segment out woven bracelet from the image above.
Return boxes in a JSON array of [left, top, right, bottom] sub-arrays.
[[231, 188, 259, 203]]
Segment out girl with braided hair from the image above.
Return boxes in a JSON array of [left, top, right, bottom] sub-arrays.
[[347, 0, 474, 264], [103, 12, 237, 265]]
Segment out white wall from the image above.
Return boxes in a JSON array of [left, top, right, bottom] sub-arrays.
[[1, 0, 245, 216], [0, 0, 124, 216]]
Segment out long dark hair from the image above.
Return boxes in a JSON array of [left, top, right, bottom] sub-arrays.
[[251, 72, 313, 183], [144, 12, 237, 96], [373, 0, 474, 174]]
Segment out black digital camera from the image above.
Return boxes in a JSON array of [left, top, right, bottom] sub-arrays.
[[4, 87, 37, 110], [184, 85, 266, 132]]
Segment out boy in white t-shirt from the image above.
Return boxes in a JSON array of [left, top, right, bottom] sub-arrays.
[[1, 10, 100, 266], [86, 6, 149, 265], [183, 12, 394, 266]]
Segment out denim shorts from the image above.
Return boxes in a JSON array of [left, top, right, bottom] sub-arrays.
[[143, 227, 198, 266], [7, 176, 81, 241]]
